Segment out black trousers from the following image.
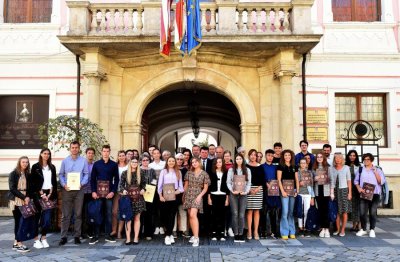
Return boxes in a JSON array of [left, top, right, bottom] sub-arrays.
[[267, 206, 281, 237], [316, 195, 330, 228], [162, 200, 177, 236], [210, 194, 227, 238], [143, 201, 154, 237], [360, 194, 380, 231], [13, 207, 22, 241], [82, 193, 94, 237]]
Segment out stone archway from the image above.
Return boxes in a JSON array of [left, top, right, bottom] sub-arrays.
[[122, 66, 260, 151]]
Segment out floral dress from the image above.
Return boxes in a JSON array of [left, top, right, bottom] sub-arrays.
[[119, 170, 146, 214], [183, 170, 211, 213]]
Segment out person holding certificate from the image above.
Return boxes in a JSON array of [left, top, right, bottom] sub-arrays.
[[226, 154, 251, 243], [89, 145, 119, 244], [277, 149, 299, 240], [140, 154, 157, 240], [58, 141, 89, 246]]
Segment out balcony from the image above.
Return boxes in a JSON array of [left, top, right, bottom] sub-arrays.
[[59, 0, 321, 67]]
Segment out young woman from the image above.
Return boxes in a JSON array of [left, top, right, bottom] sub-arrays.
[[8, 156, 32, 253], [330, 153, 352, 237], [208, 157, 229, 241], [245, 149, 264, 240], [111, 150, 128, 239], [140, 154, 157, 240], [119, 158, 146, 244], [183, 157, 210, 247], [30, 148, 57, 248], [223, 150, 234, 237], [174, 153, 188, 237], [158, 157, 184, 245], [277, 150, 299, 240], [297, 158, 315, 237], [182, 149, 192, 170], [312, 152, 332, 238], [345, 150, 361, 232], [226, 154, 252, 243], [355, 153, 385, 238]]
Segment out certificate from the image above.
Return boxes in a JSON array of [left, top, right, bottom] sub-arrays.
[[67, 172, 81, 190], [268, 180, 280, 196], [282, 180, 295, 196], [143, 184, 156, 203]]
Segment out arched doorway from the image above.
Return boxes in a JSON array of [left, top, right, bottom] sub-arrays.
[[142, 84, 241, 153]]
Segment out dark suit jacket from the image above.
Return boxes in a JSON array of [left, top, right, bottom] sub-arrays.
[[201, 158, 213, 175]]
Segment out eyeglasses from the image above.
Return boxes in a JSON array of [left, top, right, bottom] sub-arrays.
[[363, 158, 371, 161], [142, 159, 149, 162], [131, 161, 138, 164], [176, 159, 184, 161]]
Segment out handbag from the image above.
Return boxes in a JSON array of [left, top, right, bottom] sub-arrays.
[[293, 194, 303, 218], [87, 199, 103, 225], [18, 200, 37, 218], [305, 205, 320, 231], [328, 199, 338, 222], [118, 196, 134, 221]]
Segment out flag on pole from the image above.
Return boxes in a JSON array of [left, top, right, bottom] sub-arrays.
[[180, 0, 202, 55], [174, 0, 186, 53], [160, 0, 173, 57]]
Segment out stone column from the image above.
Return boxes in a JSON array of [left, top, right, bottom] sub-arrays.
[[121, 122, 142, 151], [83, 71, 106, 125], [240, 123, 260, 152], [216, 0, 239, 34]]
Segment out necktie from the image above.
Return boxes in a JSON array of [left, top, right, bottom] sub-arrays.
[[203, 160, 206, 170]]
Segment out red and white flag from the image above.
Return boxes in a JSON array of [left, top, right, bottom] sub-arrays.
[[174, 0, 186, 52], [160, 0, 173, 57]]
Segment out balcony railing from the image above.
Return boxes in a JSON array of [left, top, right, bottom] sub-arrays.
[[67, 0, 314, 36]]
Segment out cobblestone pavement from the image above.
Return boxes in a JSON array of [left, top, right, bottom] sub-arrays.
[[1, 217, 400, 261]]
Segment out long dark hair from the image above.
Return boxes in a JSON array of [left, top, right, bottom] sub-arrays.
[[312, 151, 329, 170], [212, 157, 227, 173], [38, 148, 52, 167], [279, 149, 295, 167], [345, 150, 360, 167], [233, 154, 248, 181]]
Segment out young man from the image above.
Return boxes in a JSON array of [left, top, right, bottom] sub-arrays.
[[323, 144, 333, 166], [272, 142, 282, 165], [208, 144, 216, 159], [125, 149, 134, 161], [59, 141, 89, 245], [89, 145, 119, 244], [295, 140, 315, 167], [261, 149, 281, 238], [81, 147, 95, 239], [200, 146, 213, 174]]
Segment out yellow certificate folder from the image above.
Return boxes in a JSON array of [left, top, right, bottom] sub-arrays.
[[67, 172, 81, 190], [143, 184, 156, 203]]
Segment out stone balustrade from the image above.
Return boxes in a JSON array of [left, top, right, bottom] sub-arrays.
[[67, 0, 314, 36]]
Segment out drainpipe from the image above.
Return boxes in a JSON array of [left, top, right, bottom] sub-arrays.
[[76, 55, 81, 139], [302, 53, 307, 141]]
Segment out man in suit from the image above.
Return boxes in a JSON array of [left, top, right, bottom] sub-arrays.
[[199, 146, 213, 236], [200, 147, 213, 174]]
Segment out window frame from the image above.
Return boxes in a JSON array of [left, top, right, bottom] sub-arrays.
[[4, 0, 52, 23], [335, 93, 387, 148], [332, 0, 382, 22]]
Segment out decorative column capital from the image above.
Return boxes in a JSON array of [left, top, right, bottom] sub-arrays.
[[121, 122, 143, 134], [240, 123, 260, 134], [83, 71, 107, 81]]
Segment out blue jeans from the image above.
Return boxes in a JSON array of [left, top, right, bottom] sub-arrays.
[[95, 198, 113, 236], [280, 196, 295, 236], [229, 194, 247, 235]]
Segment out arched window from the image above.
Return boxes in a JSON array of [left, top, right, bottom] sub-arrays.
[[332, 0, 381, 22], [4, 0, 52, 23]]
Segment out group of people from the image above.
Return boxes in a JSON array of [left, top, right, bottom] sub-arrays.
[[8, 140, 386, 252]]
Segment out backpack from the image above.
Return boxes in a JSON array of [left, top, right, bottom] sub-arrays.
[[293, 194, 303, 218], [305, 205, 320, 231], [358, 166, 388, 206], [87, 199, 103, 225], [328, 199, 338, 222], [119, 196, 134, 221]]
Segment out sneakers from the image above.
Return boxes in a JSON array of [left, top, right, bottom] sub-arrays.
[[189, 236, 195, 243], [89, 237, 99, 245], [369, 229, 376, 238], [154, 227, 160, 235], [192, 237, 199, 247], [228, 228, 234, 237], [356, 229, 367, 237], [145, 237, 152, 241], [173, 231, 178, 238], [41, 239, 49, 248], [169, 235, 175, 244], [211, 237, 217, 241], [234, 235, 240, 243], [289, 234, 296, 239], [12, 244, 18, 250], [159, 227, 165, 235], [220, 237, 226, 241], [324, 230, 330, 238], [105, 235, 116, 243], [319, 229, 325, 238], [239, 235, 245, 243], [281, 235, 288, 240], [33, 240, 43, 249], [16, 245, 30, 253], [164, 236, 171, 245]]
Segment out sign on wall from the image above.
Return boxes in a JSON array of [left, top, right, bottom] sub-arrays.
[[0, 95, 49, 149]]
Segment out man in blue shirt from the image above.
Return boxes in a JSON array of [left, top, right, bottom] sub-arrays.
[[295, 140, 315, 167], [89, 145, 119, 244], [59, 141, 89, 246], [261, 149, 281, 238]]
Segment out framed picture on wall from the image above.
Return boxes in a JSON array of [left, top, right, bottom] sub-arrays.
[[15, 100, 33, 123]]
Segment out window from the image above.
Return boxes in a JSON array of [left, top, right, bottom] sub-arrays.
[[332, 0, 381, 22], [335, 94, 387, 147], [4, 0, 52, 23]]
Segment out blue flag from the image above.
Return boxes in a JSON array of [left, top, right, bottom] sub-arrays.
[[180, 0, 202, 55]]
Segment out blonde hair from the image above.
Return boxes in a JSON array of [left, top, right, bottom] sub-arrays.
[[127, 159, 140, 185], [333, 153, 345, 167]]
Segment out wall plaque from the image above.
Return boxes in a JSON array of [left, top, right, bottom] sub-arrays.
[[306, 110, 328, 124], [307, 127, 328, 142]]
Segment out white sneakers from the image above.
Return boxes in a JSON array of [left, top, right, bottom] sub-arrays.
[[41, 239, 50, 248], [154, 227, 160, 235], [325, 230, 330, 238], [369, 229, 376, 238], [33, 240, 44, 249], [164, 236, 171, 245], [356, 229, 368, 237], [228, 228, 234, 237], [169, 235, 175, 244], [319, 229, 325, 238], [192, 237, 199, 247], [319, 229, 330, 238], [159, 227, 165, 235]]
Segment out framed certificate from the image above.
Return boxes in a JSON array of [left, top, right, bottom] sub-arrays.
[[162, 183, 176, 201], [97, 180, 110, 198], [315, 169, 329, 185], [361, 182, 376, 201], [300, 171, 312, 187], [143, 184, 156, 203], [282, 180, 295, 196], [268, 180, 280, 196], [67, 172, 81, 190], [233, 175, 246, 193]]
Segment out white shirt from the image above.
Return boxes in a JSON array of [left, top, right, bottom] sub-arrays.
[[211, 171, 226, 195], [42, 165, 53, 190], [149, 160, 165, 171], [118, 165, 128, 180]]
